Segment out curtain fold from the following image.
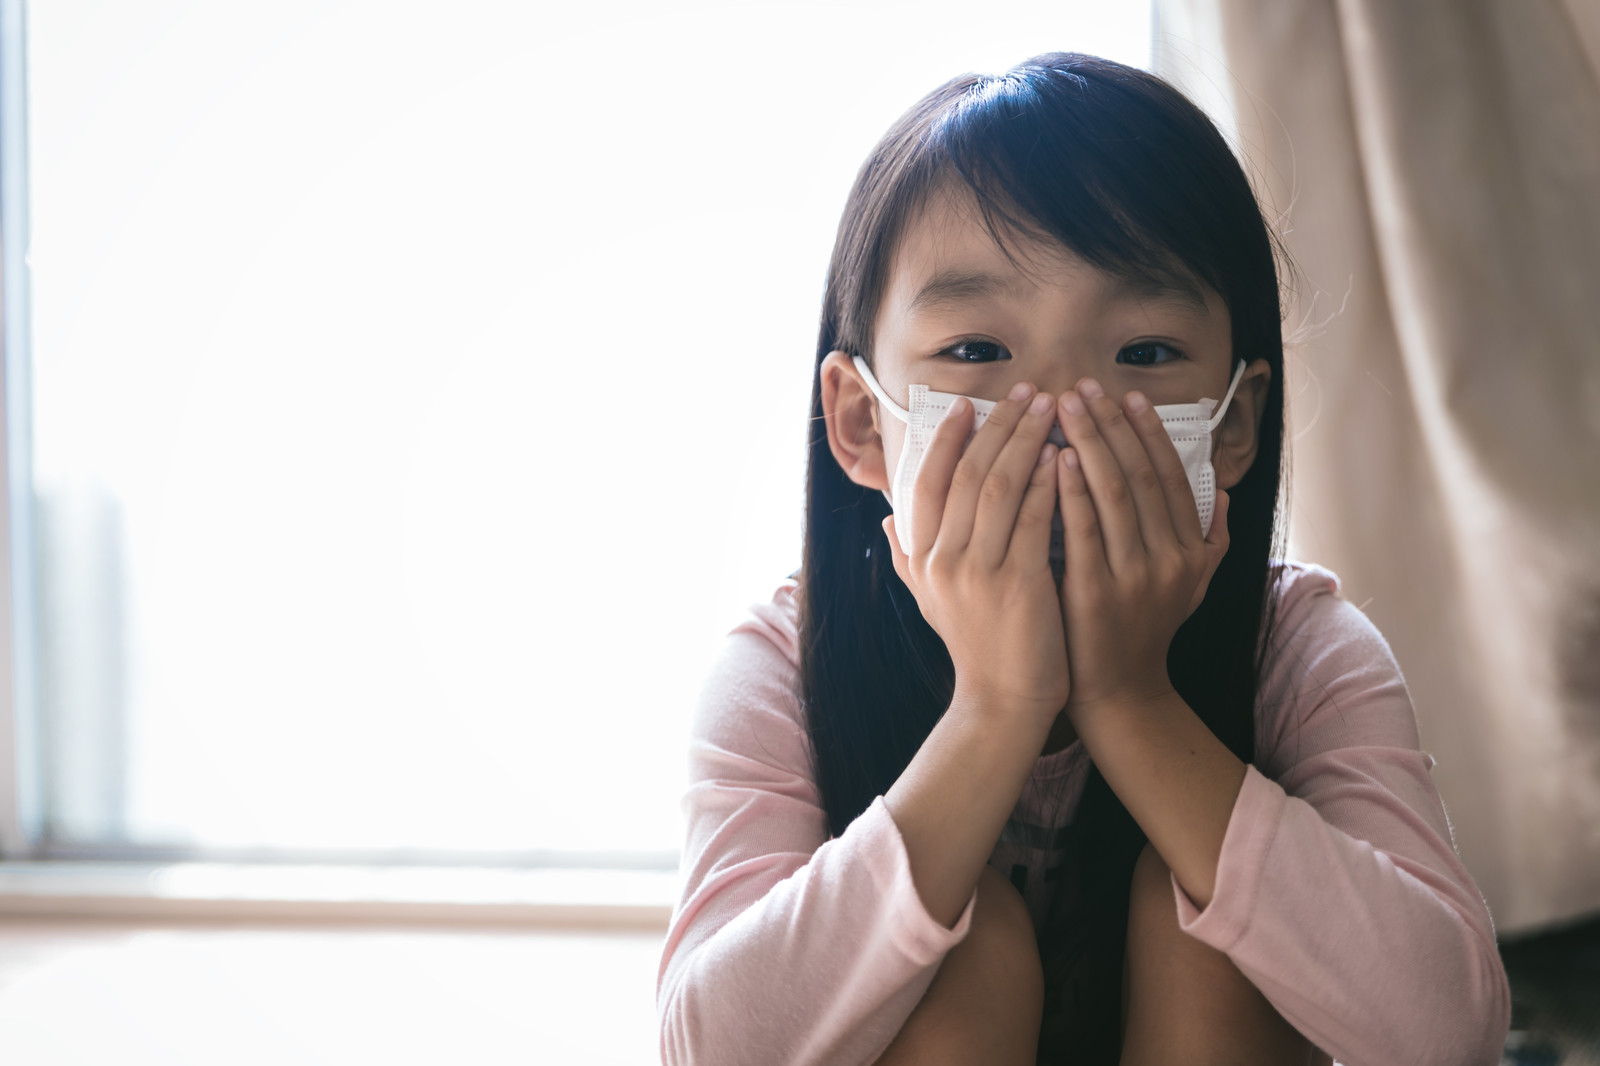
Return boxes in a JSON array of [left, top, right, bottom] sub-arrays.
[[1154, 0, 1600, 936]]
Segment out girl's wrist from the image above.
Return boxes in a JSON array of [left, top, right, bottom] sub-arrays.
[[948, 682, 1065, 739], [1064, 678, 1176, 725]]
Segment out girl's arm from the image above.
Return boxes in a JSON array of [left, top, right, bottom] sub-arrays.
[[1164, 571, 1511, 1066], [882, 683, 1056, 928], [658, 589, 1036, 1066]]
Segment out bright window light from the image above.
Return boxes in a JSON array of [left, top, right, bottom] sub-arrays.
[[22, 1, 1151, 859]]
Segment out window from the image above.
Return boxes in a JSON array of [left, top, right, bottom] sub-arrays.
[[0, 1, 1152, 866]]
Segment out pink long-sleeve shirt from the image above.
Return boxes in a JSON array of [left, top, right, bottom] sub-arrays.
[[656, 559, 1511, 1066]]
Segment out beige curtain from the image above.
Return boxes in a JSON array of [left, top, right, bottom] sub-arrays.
[[1152, 0, 1600, 937]]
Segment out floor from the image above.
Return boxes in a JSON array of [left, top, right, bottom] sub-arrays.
[[0, 913, 1594, 1065], [0, 918, 664, 1065], [1499, 911, 1600, 1066]]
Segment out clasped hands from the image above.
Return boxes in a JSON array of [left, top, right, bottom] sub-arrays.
[[880, 378, 1230, 729]]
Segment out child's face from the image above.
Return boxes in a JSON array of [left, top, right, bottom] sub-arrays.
[[822, 182, 1271, 497]]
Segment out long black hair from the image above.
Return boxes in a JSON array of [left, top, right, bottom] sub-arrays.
[[796, 53, 1293, 1063]]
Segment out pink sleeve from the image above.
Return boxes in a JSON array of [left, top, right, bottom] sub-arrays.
[[656, 591, 979, 1066], [1169, 568, 1512, 1066]]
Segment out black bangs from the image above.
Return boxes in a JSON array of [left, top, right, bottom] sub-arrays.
[[927, 53, 1276, 340]]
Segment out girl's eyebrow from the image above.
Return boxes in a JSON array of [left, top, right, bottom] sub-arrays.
[[1105, 273, 1211, 317], [907, 267, 1211, 318], [907, 268, 1031, 314]]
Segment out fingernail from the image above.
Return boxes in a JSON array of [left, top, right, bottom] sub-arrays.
[[1029, 392, 1052, 415], [1078, 378, 1103, 399], [949, 396, 970, 416], [1037, 443, 1055, 465], [1126, 391, 1149, 413], [1062, 448, 1080, 470], [1061, 392, 1085, 415], [1008, 381, 1032, 402]]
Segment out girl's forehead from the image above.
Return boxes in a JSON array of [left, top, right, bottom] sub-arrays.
[[879, 182, 1216, 326], [885, 186, 1161, 321], [890, 185, 1078, 292]]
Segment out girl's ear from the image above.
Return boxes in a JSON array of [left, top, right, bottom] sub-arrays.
[[820, 350, 890, 491], [1213, 359, 1273, 491]]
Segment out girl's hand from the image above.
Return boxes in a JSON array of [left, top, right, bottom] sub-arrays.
[[881, 382, 1071, 726], [1054, 378, 1231, 716]]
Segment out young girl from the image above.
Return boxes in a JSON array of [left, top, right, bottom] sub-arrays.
[[657, 53, 1510, 1066]]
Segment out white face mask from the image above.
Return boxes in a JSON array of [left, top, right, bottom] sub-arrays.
[[851, 356, 1246, 578]]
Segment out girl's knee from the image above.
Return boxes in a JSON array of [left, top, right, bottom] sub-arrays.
[[1122, 841, 1318, 1065], [971, 864, 1044, 998], [1130, 838, 1171, 904], [1123, 840, 1168, 1041], [876, 866, 1042, 1065]]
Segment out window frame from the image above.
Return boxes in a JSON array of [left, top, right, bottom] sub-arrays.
[[0, 0, 40, 862]]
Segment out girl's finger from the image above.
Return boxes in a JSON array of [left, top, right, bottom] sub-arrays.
[[1186, 490, 1231, 617], [934, 381, 1040, 556], [1206, 489, 1231, 552], [882, 515, 911, 587], [1123, 388, 1205, 549], [1076, 383, 1172, 558], [1005, 441, 1059, 571], [1058, 385, 1144, 577], [970, 390, 1058, 569], [1056, 444, 1110, 586], [905, 398, 975, 557]]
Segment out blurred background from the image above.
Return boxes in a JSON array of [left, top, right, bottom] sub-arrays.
[[0, 1, 1596, 1063]]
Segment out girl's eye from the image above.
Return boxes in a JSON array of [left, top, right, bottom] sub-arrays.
[[1117, 342, 1184, 366], [940, 338, 1011, 363]]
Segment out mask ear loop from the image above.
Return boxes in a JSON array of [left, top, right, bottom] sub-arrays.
[[851, 355, 912, 422], [1203, 358, 1249, 434], [850, 356, 913, 512]]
